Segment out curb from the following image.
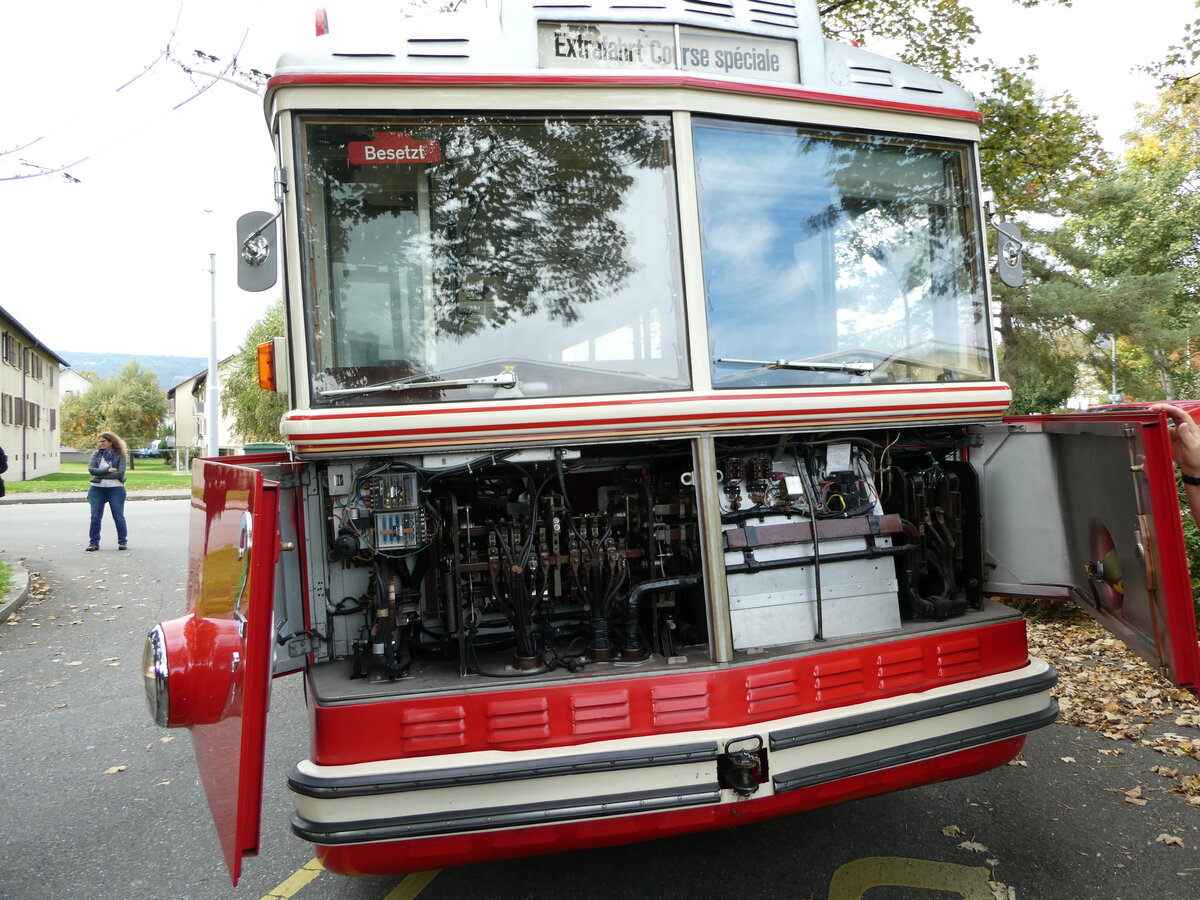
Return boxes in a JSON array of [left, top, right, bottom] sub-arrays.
[[0, 490, 190, 505], [0, 554, 32, 622]]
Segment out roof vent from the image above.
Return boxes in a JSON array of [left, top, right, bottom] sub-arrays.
[[407, 37, 470, 60], [747, 0, 799, 29], [682, 0, 735, 20], [847, 64, 892, 87]]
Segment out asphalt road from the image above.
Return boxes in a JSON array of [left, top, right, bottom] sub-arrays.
[[1, 499, 1198, 899]]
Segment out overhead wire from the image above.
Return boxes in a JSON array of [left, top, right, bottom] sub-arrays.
[[1, 1, 268, 183]]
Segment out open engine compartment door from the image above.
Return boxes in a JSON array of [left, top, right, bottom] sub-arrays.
[[180, 458, 281, 884], [975, 412, 1200, 692]]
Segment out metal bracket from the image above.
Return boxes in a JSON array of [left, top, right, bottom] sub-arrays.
[[285, 634, 321, 658], [277, 467, 310, 490]]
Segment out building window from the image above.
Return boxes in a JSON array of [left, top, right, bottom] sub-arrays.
[[50, 408, 57, 431]]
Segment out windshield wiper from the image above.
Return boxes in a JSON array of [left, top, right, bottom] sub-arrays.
[[319, 369, 519, 399], [714, 357, 875, 377]]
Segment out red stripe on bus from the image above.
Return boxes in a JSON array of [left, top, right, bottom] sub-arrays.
[[267, 72, 983, 122]]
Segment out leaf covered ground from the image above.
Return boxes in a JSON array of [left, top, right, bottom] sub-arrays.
[[1018, 600, 1200, 807]]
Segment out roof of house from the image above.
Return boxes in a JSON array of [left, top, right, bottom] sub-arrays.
[[0, 304, 71, 367]]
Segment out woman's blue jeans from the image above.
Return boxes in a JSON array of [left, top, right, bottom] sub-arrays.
[[88, 485, 127, 545]]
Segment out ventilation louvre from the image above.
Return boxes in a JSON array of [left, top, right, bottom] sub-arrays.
[[848, 64, 893, 87], [405, 37, 471, 60], [683, 0, 736, 19], [748, 0, 799, 29]]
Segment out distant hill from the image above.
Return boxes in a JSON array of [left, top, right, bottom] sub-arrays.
[[58, 352, 209, 390]]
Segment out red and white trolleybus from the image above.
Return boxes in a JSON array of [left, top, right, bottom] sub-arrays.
[[143, 0, 1200, 884]]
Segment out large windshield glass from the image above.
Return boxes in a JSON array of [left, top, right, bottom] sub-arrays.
[[693, 118, 991, 387], [299, 116, 687, 405]]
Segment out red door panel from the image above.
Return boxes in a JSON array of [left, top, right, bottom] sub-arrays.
[[180, 458, 280, 884]]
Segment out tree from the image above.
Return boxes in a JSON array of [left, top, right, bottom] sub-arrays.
[[221, 298, 289, 442], [818, 0, 1070, 80], [973, 63, 1110, 410], [1049, 80, 1200, 401], [61, 361, 167, 455]]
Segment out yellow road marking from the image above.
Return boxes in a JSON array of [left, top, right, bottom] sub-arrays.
[[383, 869, 442, 900], [828, 856, 994, 899], [260, 858, 325, 900]]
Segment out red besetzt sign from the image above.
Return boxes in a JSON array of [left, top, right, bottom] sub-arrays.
[[348, 133, 441, 165]]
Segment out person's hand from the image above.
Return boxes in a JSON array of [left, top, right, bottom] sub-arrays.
[[1152, 403, 1200, 478]]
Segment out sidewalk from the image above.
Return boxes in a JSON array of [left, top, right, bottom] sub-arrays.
[[0, 487, 190, 505]]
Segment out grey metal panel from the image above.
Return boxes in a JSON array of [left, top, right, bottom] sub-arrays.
[[975, 420, 1169, 668]]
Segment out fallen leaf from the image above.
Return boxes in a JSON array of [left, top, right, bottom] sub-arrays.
[[1156, 833, 1185, 848], [1125, 786, 1148, 806], [942, 825, 964, 838], [101, 765, 127, 776], [1061, 756, 1076, 763], [958, 840, 988, 853], [1152, 766, 1182, 778]]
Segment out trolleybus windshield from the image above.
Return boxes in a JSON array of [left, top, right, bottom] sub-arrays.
[[299, 115, 688, 404], [695, 119, 992, 387]]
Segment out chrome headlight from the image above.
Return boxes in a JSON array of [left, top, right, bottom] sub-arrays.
[[142, 625, 171, 728]]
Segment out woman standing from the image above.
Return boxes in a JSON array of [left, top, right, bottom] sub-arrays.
[[87, 432, 128, 551]]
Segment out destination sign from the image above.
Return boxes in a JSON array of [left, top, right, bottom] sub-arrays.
[[537, 22, 800, 84]]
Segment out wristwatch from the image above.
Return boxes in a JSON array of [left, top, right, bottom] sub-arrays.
[[1182, 472, 1200, 486]]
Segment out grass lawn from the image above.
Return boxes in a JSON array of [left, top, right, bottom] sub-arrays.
[[0, 559, 11, 599], [5, 460, 190, 493]]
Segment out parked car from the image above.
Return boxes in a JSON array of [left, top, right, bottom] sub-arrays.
[[132, 439, 173, 459]]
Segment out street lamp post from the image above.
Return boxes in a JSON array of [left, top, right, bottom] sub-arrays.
[[1106, 334, 1121, 404], [207, 252, 219, 457]]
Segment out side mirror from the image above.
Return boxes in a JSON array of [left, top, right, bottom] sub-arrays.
[[993, 221, 1024, 288], [236, 211, 278, 292]]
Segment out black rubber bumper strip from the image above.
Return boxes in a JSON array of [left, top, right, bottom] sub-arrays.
[[288, 740, 720, 799], [769, 662, 1057, 752], [771, 700, 1059, 794], [291, 782, 722, 845]]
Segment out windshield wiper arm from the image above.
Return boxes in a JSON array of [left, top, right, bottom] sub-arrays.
[[319, 369, 518, 398], [714, 357, 875, 376]]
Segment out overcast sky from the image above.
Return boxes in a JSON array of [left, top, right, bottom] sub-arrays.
[[2, 0, 1195, 364]]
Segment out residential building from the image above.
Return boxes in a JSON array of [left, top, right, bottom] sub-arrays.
[[168, 357, 243, 455], [0, 306, 69, 480], [60, 369, 98, 398]]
